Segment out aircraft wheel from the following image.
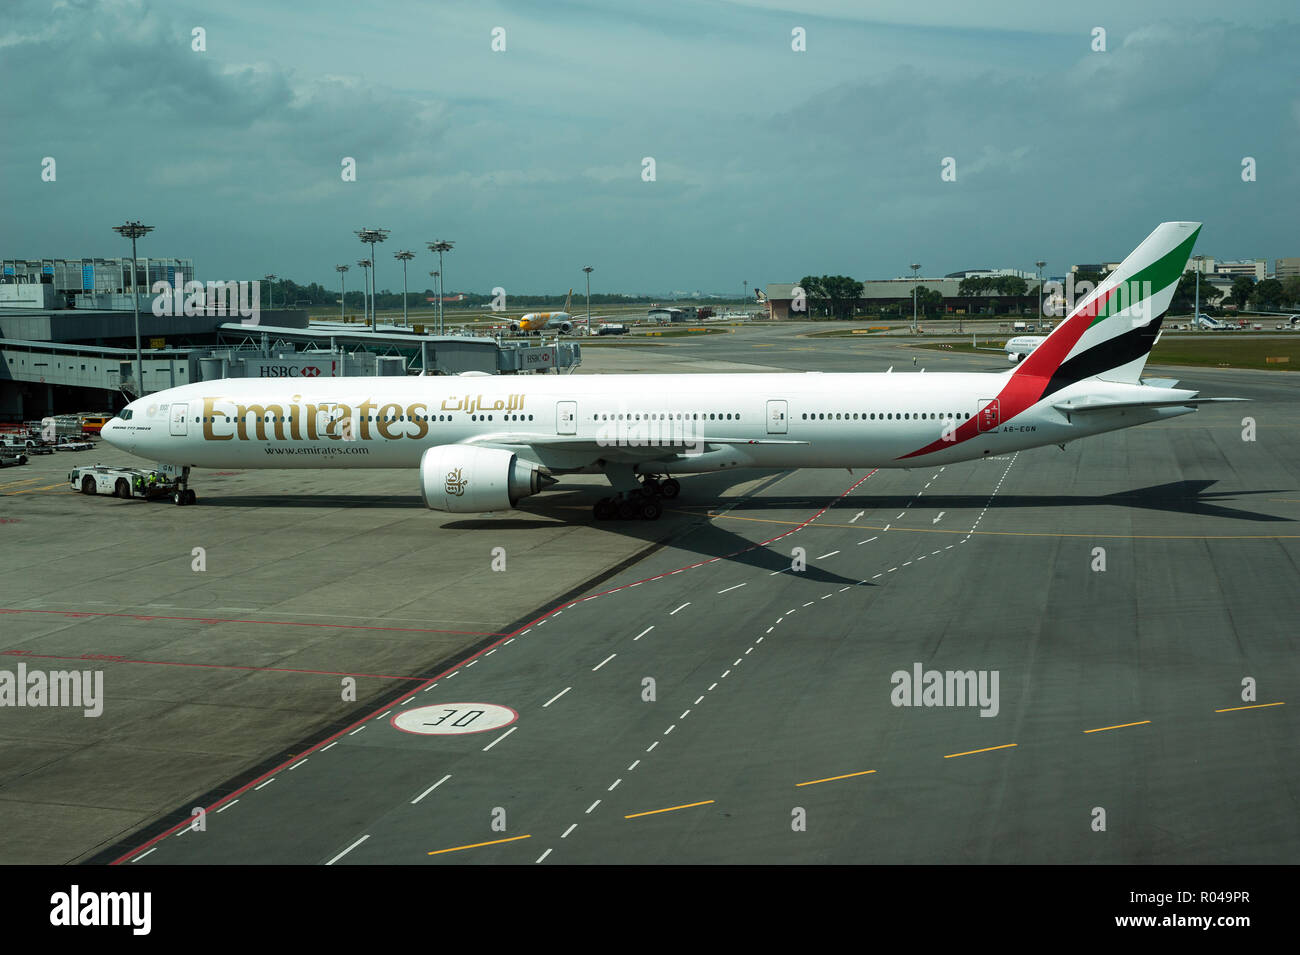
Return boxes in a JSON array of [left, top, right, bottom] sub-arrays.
[[185, 489, 197, 505], [639, 498, 663, 521], [81, 475, 97, 495], [174, 490, 185, 506], [593, 497, 616, 521], [616, 497, 638, 520], [115, 478, 130, 498], [660, 479, 680, 499]]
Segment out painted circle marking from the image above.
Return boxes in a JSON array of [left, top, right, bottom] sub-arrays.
[[391, 702, 518, 736]]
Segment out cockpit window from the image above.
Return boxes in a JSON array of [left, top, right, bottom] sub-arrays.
[[120, 409, 133, 420]]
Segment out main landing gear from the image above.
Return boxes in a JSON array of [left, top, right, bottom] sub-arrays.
[[592, 475, 681, 522]]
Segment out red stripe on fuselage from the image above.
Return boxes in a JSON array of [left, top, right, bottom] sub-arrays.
[[897, 287, 1114, 460]]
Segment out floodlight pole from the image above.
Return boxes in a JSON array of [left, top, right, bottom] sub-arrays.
[[356, 228, 390, 331], [910, 263, 921, 333], [583, 266, 593, 332], [427, 241, 454, 335], [112, 220, 154, 396], [1035, 260, 1046, 332], [395, 251, 414, 326], [336, 265, 349, 322]]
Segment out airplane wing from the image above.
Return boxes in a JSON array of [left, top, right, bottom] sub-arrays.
[[462, 432, 808, 466]]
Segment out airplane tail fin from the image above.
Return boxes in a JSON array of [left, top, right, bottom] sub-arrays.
[[1012, 222, 1200, 393]]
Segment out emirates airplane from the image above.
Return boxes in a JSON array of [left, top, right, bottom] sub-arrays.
[[101, 222, 1237, 521]]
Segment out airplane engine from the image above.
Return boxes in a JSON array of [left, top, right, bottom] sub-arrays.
[[1008, 352, 1023, 363], [419, 445, 553, 513], [509, 321, 522, 333], [557, 320, 572, 334]]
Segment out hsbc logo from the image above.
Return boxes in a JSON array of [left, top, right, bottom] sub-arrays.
[[257, 365, 323, 378]]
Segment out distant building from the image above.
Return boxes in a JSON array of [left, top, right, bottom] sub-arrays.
[[1213, 259, 1266, 280], [1, 257, 196, 310], [647, 306, 685, 323], [944, 267, 1037, 280], [1273, 258, 1300, 280]]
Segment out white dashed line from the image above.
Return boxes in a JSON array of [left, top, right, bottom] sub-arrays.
[[411, 774, 452, 804], [694, 695, 704, 705], [592, 654, 616, 672], [817, 551, 840, 559], [536, 848, 552, 863], [634, 626, 654, 641], [322, 741, 339, 751], [289, 759, 308, 770], [543, 687, 571, 708], [375, 710, 391, 720], [646, 741, 659, 752], [562, 824, 578, 838], [255, 778, 276, 791], [858, 536, 878, 545], [132, 848, 157, 862], [482, 726, 517, 751], [349, 727, 365, 736], [664, 724, 676, 735], [722, 669, 731, 678], [326, 834, 370, 866], [627, 760, 640, 771], [708, 682, 717, 691], [717, 583, 747, 594], [608, 779, 622, 791], [670, 603, 691, 615], [216, 800, 239, 814], [586, 800, 602, 814]]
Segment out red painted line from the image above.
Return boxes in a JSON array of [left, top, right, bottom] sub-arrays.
[[0, 649, 420, 681], [112, 472, 876, 865], [0, 607, 502, 638]]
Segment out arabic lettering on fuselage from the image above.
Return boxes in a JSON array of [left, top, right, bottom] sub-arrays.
[[198, 394, 526, 442]]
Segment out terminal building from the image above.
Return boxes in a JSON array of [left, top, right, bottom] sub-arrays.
[[1, 254, 580, 423]]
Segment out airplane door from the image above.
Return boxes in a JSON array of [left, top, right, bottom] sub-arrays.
[[557, 400, 576, 435], [766, 399, 788, 434], [169, 402, 189, 436], [977, 398, 1000, 432]]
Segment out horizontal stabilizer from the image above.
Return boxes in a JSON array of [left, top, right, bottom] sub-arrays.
[[1053, 396, 1248, 415]]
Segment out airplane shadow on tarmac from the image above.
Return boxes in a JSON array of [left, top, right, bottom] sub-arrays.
[[715, 479, 1294, 525], [508, 468, 866, 587]]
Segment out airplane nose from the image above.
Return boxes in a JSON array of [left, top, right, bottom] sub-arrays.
[[101, 419, 120, 447]]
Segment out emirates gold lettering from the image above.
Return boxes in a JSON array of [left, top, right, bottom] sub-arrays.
[[196, 395, 527, 441]]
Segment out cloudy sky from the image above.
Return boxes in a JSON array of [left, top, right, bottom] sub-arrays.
[[3, 0, 1296, 295]]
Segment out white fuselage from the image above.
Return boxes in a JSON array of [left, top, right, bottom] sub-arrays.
[[101, 371, 1194, 475]]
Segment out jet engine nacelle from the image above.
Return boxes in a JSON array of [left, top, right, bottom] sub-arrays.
[[557, 319, 572, 334], [419, 445, 552, 513], [1008, 352, 1026, 363]]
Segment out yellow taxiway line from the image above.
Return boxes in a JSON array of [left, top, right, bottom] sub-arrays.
[[624, 800, 714, 819], [427, 834, 531, 855], [943, 743, 1017, 759], [795, 769, 876, 787], [1215, 702, 1285, 713], [1083, 720, 1151, 733]]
